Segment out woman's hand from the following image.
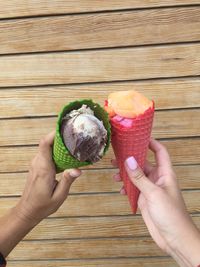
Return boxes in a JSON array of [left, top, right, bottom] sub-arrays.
[[15, 131, 81, 225], [113, 139, 200, 267]]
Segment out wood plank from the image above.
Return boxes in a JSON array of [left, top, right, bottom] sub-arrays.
[[0, 190, 199, 218], [175, 165, 200, 189], [0, 139, 199, 173], [154, 109, 200, 138], [8, 237, 165, 260], [27, 216, 149, 240], [0, 78, 200, 119], [0, 165, 199, 196], [1, 109, 199, 146], [1, 7, 200, 54], [0, 0, 200, 19], [25, 214, 200, 240], [0, 43, 200, 87], [7, 258, 178, 267]]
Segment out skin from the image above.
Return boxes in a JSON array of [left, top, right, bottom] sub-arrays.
[[0, 133, 199, 266], [0, 131, 81, 258], [113, 139, 200, 267]]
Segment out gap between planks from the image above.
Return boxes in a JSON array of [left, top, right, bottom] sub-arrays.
[[0, 162, 199, 198], [0, 40, 200, 58], [0, 2, 200, 20], [0, 191, 199, 217]]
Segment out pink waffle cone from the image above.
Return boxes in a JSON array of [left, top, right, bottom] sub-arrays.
[[111, 104, 154, 213]]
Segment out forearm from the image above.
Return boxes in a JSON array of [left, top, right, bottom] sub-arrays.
[[169, 223, 200, 267], [0, 206, 38, 258]]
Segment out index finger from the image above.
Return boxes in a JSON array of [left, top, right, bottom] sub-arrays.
[[149, 138, 172, 169], [39, 131, 55, 159]]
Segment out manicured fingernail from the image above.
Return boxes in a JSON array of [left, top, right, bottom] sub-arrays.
[[113, 173, 121, 182], [120, 187, 126, 195], [69, 169, 81, 178], [126, 156, 138, 171]]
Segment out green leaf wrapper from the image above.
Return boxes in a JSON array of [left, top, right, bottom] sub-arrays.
[[53, 99, 111, 173]]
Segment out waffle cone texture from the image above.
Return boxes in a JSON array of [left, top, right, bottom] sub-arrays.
[[111, 104, 155, 213], [53, 99, 111, 173]]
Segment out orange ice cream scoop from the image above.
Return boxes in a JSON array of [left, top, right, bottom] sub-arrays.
[[105, 90, 153, 118]]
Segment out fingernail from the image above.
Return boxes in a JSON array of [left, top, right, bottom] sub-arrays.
[[126, 156, 138, 171], [69, 169, 81, 178], [113, 173, 121, 182], [120, 187, 126, 195]]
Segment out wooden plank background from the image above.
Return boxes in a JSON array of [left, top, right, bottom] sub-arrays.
[[0, 1, 200, 266]]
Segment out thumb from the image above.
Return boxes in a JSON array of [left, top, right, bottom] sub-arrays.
[[125, 156, 157, 198], [52, 169, 81, 203]]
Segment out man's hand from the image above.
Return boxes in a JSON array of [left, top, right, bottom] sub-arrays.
[[0, 131, 82, 258], [15, 131, 81, 225]]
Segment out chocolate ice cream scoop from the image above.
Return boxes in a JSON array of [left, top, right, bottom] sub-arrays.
[[61, 105, 107, 163]]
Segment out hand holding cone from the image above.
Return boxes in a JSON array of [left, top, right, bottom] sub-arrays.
[[105, 90, 154, 213]]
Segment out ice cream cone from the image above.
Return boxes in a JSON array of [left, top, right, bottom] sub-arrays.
[[110, 104, 154, 213], [53, 99, 111, 173]]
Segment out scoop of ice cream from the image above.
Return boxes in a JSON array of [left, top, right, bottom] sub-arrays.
[[61, 105, 107, 163], [105, 90, 153, 118]]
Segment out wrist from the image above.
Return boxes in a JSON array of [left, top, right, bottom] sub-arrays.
[[0, 206, 39, 258], [12, 203, 40, 229]]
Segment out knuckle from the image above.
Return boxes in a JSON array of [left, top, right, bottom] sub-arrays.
[[30, 157, 48, 178], [133, 169, 144, 181], [148, 187, 164, 202], [39, 137, 47, 147], [38, 163, 49, 177]]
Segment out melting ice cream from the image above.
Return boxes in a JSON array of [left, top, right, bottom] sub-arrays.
[[61, 105, 107, 162]]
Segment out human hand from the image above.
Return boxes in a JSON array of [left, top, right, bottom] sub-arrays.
[[14, 131, 81, 226], [113, 139, 200, 267]]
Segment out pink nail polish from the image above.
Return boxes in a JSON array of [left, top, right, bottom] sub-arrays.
[[114, 174, 121, 181], [120, 188, 125, 195], [126, 156, 138, 170]]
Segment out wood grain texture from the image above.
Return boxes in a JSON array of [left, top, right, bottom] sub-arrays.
[[25, 214, 200, 240], [0, 1, 200, 19], [1, 2, 199, 266], [0, 109, 199, 146], [8, 237, 164, 260], [0, 43, 200, 87], [0, 190, 199, 218], [0, 78, 200, 118], [0, 165, 199, 196], [7, 258, 178, 267], [154, 109, 200, 138], [1, 7, 200, 54], [0, 138, 199, 172]]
